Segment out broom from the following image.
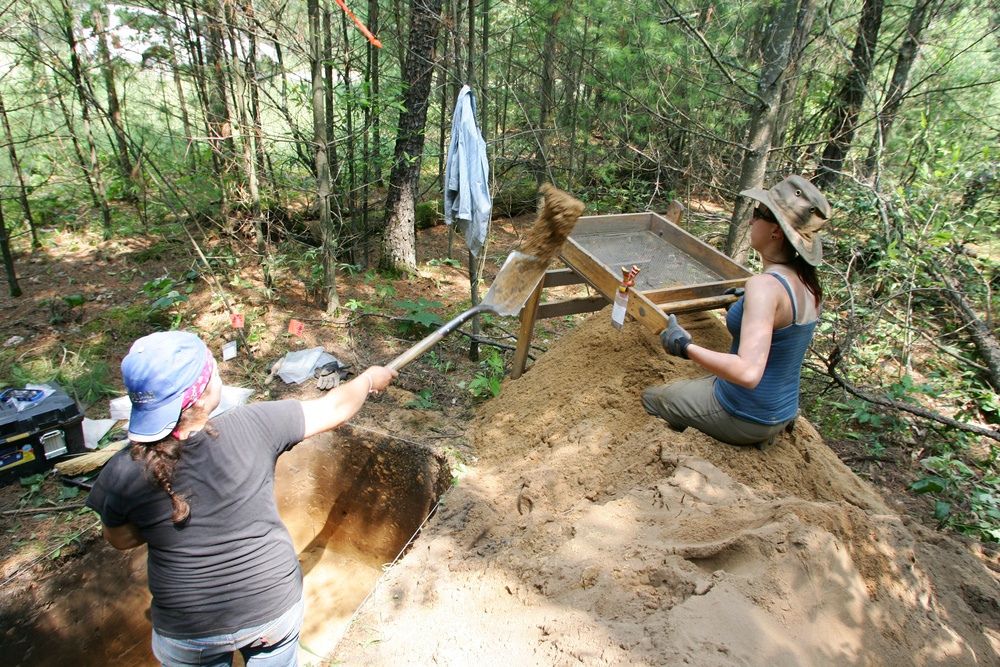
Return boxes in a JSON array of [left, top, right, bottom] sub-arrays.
[[57, 441, 127, 477]]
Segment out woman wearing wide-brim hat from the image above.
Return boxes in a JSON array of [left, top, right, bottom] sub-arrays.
[[642, 174, 832, 448]]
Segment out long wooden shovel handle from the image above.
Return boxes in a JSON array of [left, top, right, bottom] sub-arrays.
[[387, 304, 489, 371]]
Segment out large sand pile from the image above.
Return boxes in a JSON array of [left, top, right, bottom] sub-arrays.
[[333, 308, 1000, 666]]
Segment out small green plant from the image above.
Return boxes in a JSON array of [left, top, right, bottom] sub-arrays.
[[393, 298, 443, 333], [49, 521, 91, 560], [376, 284, 397, 301], [405, 389, 436, 409], [468, 348, 504, 399], [426, 350, 453, 374], [143, 271, 196, 326], [18, 472, 51, 507], [338, 262, 361, 277], [450, 461, 467, 487], [343, 298, 372, 313], [39, 294, 87, 325]]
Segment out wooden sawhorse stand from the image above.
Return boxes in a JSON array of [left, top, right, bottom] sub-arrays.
[[510, 202, 751, 379]]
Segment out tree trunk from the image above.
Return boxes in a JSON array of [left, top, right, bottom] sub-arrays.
[[92, 2, 134, 191], [164, 29, 195, 170], [815, 0, 885, 187], [863, 0, 940, 174], [0, 88, 39, 248], [480, 0, 489, 134], [60, 0, 113, 239], [724, 0, 802, 264], [466, 0, 486, 362], [438, 0, 456, 190], [567, 16, 588, 186], [339, 8, 359, 249], [0, 203, 22, 298], [773, 0, 820, 150], [382, 0, 444, 273], [204, 0, 236, 196], [226, 1, 263, 252], [309, 0, 339, 311], [324, 7, 336, 176], [368, 0, 382, 171], [54, 89, 102, 223], [179, 0, 221, 177], [240, 0, 270, 191], [535, 4, 563, 185]]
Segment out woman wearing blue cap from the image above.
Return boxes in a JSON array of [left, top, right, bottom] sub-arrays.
[[642, 175, 831, 448], [86, 331, 396, 666]]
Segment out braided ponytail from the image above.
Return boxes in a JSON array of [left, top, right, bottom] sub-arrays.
[[129, 402, 217, 525], [131, 436, 190, 523]]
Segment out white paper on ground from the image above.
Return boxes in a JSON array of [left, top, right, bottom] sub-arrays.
[[211, 386, 254, 417], [109, 395, 132, 420], [276, 347, 337, 384], [82, 418, 117, 450]]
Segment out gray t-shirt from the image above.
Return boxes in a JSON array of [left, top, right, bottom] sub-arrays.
[[86, 400, 305, 638]]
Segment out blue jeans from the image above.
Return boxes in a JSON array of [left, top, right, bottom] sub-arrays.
[[151, 597, 304, 667]]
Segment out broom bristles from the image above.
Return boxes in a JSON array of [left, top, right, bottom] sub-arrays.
[[57, 442, 126, 477]]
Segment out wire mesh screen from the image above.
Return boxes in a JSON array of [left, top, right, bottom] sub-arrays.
[[571, 231, 722, 291]]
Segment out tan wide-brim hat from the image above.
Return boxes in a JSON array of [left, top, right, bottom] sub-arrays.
[[741, 174, 831, 266]]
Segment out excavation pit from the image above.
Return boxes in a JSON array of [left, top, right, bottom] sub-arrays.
[[1, 424, 452, 666]]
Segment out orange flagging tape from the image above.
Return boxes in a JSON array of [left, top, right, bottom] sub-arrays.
[[332, 0, 382, 48]]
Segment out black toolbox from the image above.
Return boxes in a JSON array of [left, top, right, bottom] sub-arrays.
[[0, 384, 86, 482]]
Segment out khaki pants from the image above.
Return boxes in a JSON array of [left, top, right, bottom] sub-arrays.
[[642, 375, 790, 447]]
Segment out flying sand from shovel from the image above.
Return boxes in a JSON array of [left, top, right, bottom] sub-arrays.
[[388, 184, 585, 371]]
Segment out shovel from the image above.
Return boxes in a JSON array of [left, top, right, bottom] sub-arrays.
[[387, 184, 584, 371]]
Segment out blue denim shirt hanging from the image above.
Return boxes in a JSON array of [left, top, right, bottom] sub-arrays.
[[444, 85, 491, 258]]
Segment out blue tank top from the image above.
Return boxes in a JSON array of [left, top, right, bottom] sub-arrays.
[[714, 272, 818, 425]]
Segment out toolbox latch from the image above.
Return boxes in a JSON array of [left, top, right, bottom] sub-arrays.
[[39, 430, 67, 459]]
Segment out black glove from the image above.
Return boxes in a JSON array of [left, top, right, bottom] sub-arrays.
[[660, 314, 692, 359], [315, 361, 351, 390], [723, 287, 745, 298]]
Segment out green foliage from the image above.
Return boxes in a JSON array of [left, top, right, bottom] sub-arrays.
[[4, 346, 117, 407], [131, 240, 186, 264], [911, 455, 1000, 542], [18, 472, 50, 506], [375, 283, 397, 302], [816, 176, 1000, 541], [343, 298, 372, 313], [415, 200, 443, 230], [492, 182, 538, 218], [142, 272, 196, 327], [82, 303, 150, 345], [426, 351, 454, 374], [393, 298, 443, 333], [405, 389, 436, 409], [467, 349, 505, 400], [38, 295, 87, 325]]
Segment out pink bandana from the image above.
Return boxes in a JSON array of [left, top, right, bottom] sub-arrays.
[[171, 352, 216, 437]]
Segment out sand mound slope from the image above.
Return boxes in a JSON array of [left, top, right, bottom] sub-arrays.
[[334, 310, 1000, 666]]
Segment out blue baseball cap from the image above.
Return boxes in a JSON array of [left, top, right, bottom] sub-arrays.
[[122, 331, 209, 442]]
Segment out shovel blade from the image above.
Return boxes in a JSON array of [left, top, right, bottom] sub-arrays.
[[480, 251, 551, 316]]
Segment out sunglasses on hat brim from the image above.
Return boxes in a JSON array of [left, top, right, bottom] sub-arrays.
[[753, 206, 778, 223]]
